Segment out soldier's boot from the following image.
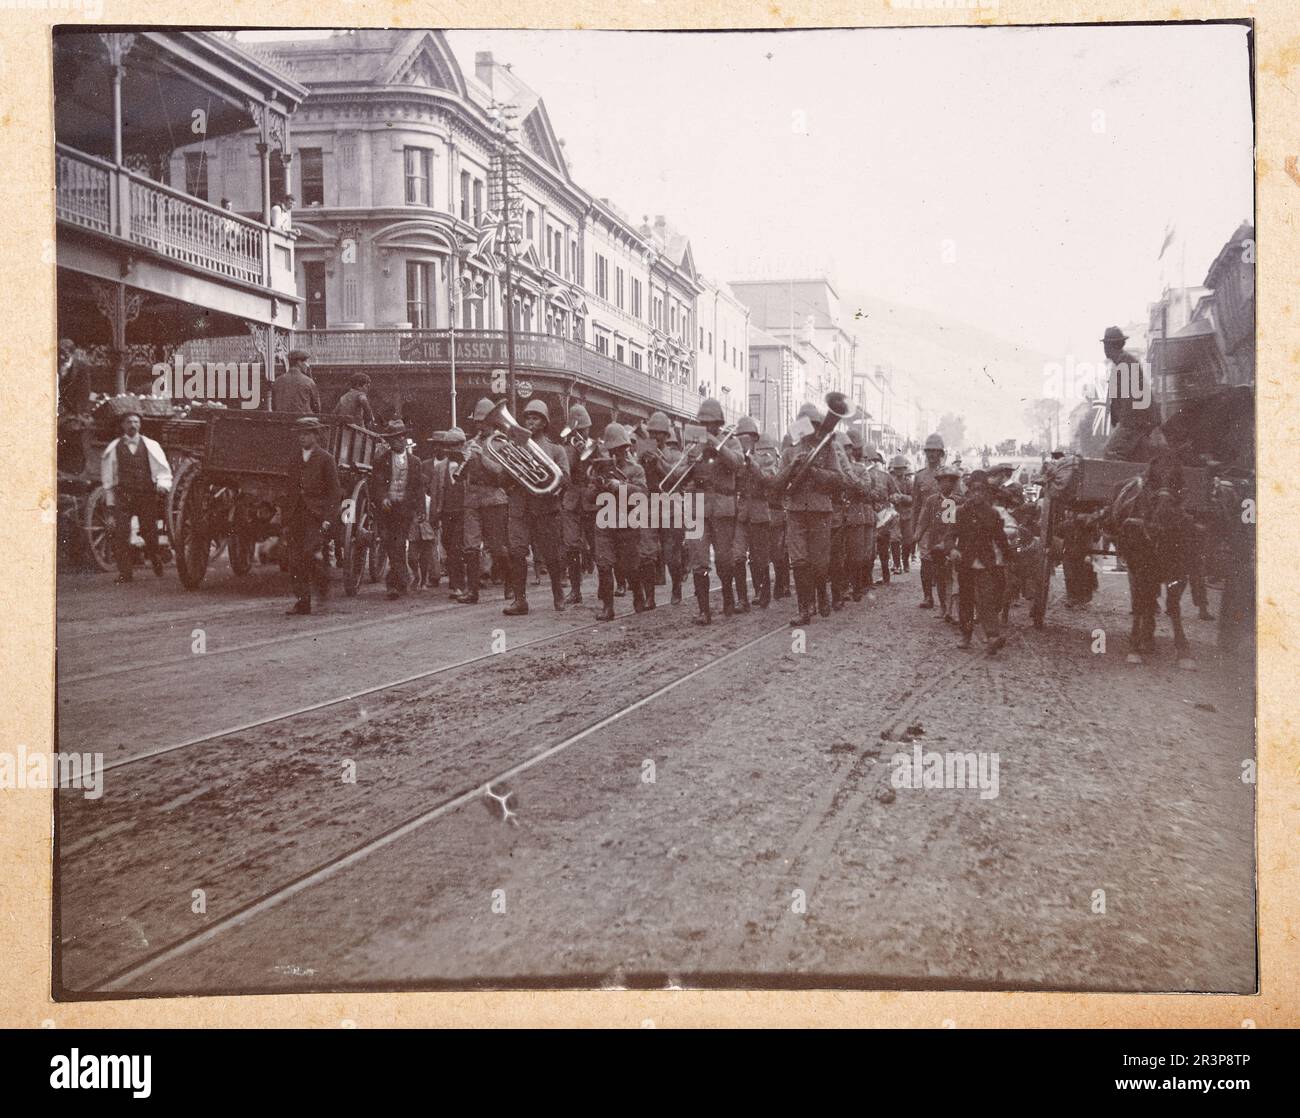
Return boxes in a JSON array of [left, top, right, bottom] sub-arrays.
[[817, 579, 832, 618], [692, 571, 713, 625], [457, 552, 481, 604], [640, 560, 657, 611], [720, 571, 736, 617], [614, 571, 627, 597], [831, 574, 845, 611], [656, 561, 667, 587], [670, 567, 683, 605], [503, 557, 529, 615], [918, 557, 934, 607], [632, 569, 647, 613], [596, 568, 616, 622], [790, 568, 814, 627], [734, 568, 751, 613], [549, 562, 567, 612], [774, 561, 790, 600], [754, 561, 771, 609], [565, 556, 584, 605]]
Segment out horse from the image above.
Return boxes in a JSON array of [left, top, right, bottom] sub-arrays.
[[1103, 453, 1199, 669]]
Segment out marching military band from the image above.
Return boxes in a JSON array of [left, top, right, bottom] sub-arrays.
[[279, 392, 1038, 653]]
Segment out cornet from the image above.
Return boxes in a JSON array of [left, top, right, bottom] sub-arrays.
[[481, 401, 565, 497], [558, 423, 597, 462]]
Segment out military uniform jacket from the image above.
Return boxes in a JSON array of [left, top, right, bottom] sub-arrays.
[[507, 435, 568, 514], [910, 464, 942, 538], [686, 440, 743, 519], [780, 438, 842, 513], [462, 433, 508, 509], [843, 459, 873, 526], [737, 455, 778, 524]]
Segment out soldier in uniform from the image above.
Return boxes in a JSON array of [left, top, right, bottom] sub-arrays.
[[638, 411, 686, 605], [283, 416, 341, 616], [454, 398, 509, 605], [560, 403, 594, 605], [438, 428, 467, 597], [841, 431, 873, 602], [590, 423, 649, 620], [910, 432, 948, 608], [766, 434, 791, 600], [914, 463, 963, 623], [684, 398, 744, 625], [733, 415, 778, 610], [888, 454, 915, 574], [777, 402, 843, 625], [866, 449, 900, 587], [503, 399, 569, 615]]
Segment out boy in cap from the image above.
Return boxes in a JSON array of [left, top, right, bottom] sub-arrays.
[[949, 469, 1010, 653]]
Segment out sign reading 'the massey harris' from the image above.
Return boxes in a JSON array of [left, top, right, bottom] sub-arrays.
[[397, 332, 569, 369]]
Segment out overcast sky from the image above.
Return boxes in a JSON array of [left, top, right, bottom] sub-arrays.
[[441, 24, 1252, 366]]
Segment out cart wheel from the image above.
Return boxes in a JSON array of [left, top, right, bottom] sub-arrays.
[[340, 480, 370, 596], [82, 486, 116, 573], [172, 464, 212, 590], [1031, 494, 1053, 628], [228, 531, 253, 576]]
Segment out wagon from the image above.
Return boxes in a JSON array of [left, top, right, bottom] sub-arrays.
[[1029, 455, 1209, 628], [167, 411, 380, 593]]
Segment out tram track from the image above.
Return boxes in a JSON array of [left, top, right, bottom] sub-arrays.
[[83, 616, 793, 994]]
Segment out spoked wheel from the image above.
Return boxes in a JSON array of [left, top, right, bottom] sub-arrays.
[[341, 479, 372, 597], [1031, 494, 1054, 628], [171, 462, 213, 590], [82, 486, 116, 572], [367, 513, 388, 583]]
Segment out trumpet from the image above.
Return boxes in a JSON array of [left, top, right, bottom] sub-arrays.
[[659, 423, 737, 495], [481, 400, 565, 497], [783, 392, 851, 495]]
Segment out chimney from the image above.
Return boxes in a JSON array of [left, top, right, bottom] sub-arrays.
[[475, 51, 494, 89]]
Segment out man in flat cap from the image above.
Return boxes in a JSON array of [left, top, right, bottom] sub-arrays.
[[284, 416, 340, 615], [271, 350, 321, 415]]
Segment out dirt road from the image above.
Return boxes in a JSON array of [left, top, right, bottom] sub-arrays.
[[54, 559, 1255, 996]]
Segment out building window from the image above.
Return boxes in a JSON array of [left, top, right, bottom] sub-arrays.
[[616, 341, 625, 364], [699, 326, 704, 349], [303, 260, 327, 330], [571, 242, 578, 281], [750, 394, 762, 417], [184, 152, 208, 201], [631, 278, 642, 319], [404, 148, 430, 206], [595, 254, 608, 300], [459, 171, 470, 221], [406, 260, 436, 328], [671, 304, 678, 334], [525, 211, 535, 242], [722, 339, 727, 361], [270, 157, 286, 206], [708, 331, 713, 354], [652, 297, 662, 329], [750, 354, 760, 375], [631, 349, 643, 371], [595, 332, 609, 356], [473, 180, 483, 226], [300, 148, 324, 206], [616, 267, 625, 310]]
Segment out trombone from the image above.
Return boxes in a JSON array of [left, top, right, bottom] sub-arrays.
[[659, 423, 737, 495]]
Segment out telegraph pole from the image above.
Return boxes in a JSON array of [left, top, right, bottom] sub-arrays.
[[490, 99, 521, 411]]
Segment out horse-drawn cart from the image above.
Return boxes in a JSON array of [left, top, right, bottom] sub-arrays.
[[1029, 455, 1209, 628], [167, 411, 380, 593]]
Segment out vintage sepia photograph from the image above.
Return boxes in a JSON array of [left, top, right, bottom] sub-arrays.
[[49, 22, 1256, 998]]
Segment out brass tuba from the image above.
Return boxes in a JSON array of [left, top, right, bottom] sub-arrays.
[[481, 400, 564, 496]]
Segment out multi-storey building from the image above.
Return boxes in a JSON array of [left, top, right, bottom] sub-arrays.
[[747, 326, 804, 439], [695, 276, 750, 418], [176, 30, 719, 435], [54, 30, 307, 397], [729, 277, 856, 429]]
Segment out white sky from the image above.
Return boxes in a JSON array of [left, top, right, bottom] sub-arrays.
[[442, 25, 1253, 365]]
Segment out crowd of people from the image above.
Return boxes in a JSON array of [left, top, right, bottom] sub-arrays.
[[272, 375, 1044, 655]]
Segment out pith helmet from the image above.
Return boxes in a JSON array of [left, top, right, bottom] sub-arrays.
[[601, 422, 632, 451], [846, 429, 864, 449], [522, 398, 551, 426], [868, 448, 885, 464], [697, 397, 725, 423], [567, 403, 592, 430], [797, 402, 823, 423], [889, 454, 909, 470], [471, 397, 496, 422], [735, 415, 760, 436], [924, 432, 945, 451], [646, 411, 672, 434]]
